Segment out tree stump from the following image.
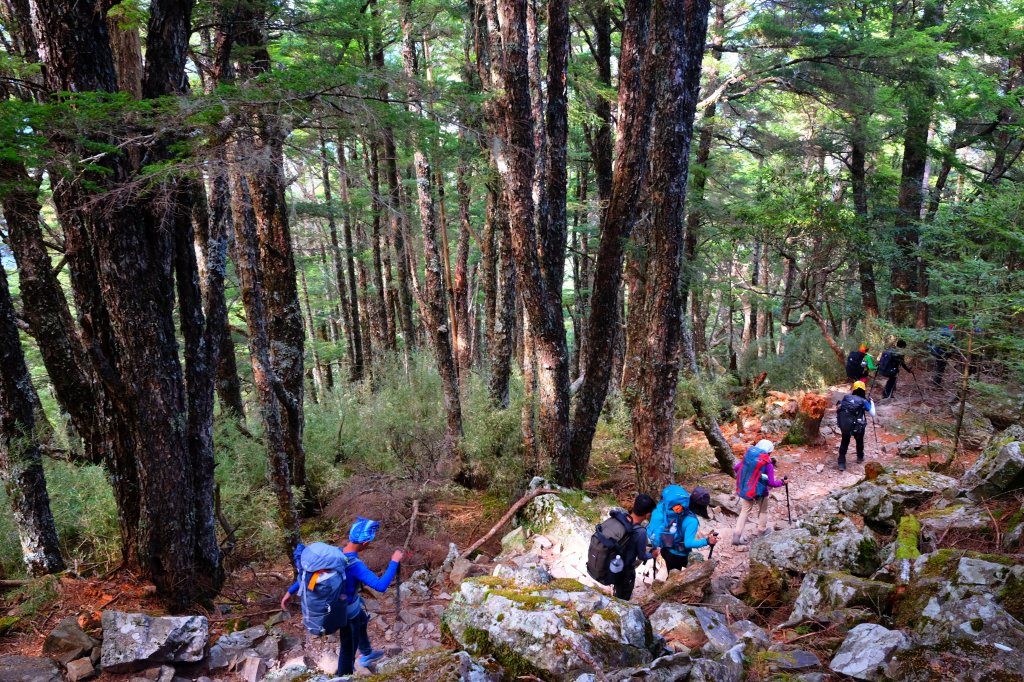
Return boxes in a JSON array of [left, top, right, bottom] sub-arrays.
[[783, 393, 829, 446]]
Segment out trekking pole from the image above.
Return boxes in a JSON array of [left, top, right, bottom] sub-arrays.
[[784, 479, 792, 525], [394, 561, 401, 619], [706, 532, 719, 560]]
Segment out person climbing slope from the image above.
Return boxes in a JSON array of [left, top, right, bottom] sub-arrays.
[[648, 486, 718, 571], [929, 324, 955, 387], [845, 344, 876, 383], [836, 381, 876, 472], [878, 339, 912, 400], [586, 494, 657, 600], [732, 439, 787, 545], [281, 518, 403, 674]]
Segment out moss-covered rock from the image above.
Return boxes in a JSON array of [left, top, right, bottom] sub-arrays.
[[741, 562, 788, 607], [833, 469, 957, 529], [442, 576, 654, 680], [749, 499, 880, 577], [889, 639, 1024, 682], [786, 571, 893, 626], [896, 515, 921, 561], [365, 649, 501, 682], [961, 439, 1024, 502]]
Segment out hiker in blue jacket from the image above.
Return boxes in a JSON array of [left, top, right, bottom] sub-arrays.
[[650, 486, 718, 573], [280, 518, 403, 674]]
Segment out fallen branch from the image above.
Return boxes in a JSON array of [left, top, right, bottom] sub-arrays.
[[784, 623, 838, 644], [0, 579, 29, 588], [459, 488, 559, 560], [404, 499, 420, 551], [984, 504, 1001, 549]]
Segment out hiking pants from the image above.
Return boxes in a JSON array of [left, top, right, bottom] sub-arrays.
[[662, 550, 690, 573], [838, 430, 865, 467], [353, 607, 372, 656], [734, 496, 769, 540], [613, 569, 636, 600], [883, 374, 898, 399], [933, 357, 947, 386], [337, 622, 356, 676]]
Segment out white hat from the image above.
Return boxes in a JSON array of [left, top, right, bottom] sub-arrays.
[[756, 439, 775, 453]]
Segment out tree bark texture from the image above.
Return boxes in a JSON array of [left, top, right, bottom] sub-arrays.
[[567, 0, 656, 487], [0, 267, 65, 577], [400, 0, 465, 462], [494, 0, 572, 483], [629, 0, 711, 493], [32, 0, 223, 609], [850, 130, 880, 317]]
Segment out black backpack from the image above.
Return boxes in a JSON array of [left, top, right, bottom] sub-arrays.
[[586, 511, 635, 585], [846, 351, 866, 379], [878, 350, 899, 378], [837, 395, 868, 435]]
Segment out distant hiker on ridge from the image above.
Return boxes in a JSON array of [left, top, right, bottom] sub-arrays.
[[878, 339, 913, 400], [732, 439, 787, 545], [846, 344, 876, 383], [835, 381, 876, 472]]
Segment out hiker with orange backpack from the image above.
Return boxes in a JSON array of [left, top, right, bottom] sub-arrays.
[[732, 440, 788, 545]]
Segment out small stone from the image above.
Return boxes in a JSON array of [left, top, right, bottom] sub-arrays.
[[43, 617, 99, 665], [240, 656, 267, 682], [829, 624, 909, 681], [864, 462, 885, 480], [65, 658, 97, 682], [816, 464, 825, 474]]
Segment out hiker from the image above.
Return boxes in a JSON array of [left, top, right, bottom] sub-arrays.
[[732, 439, 787, 545], [836, 381, 876, 472], [929, 324, 955, 387], [879, 339, 912, 399], [648, 485, 718, 572], [586, 494, 657, 600], [281, 518, 403, 674], [845, 344, 876, 383]]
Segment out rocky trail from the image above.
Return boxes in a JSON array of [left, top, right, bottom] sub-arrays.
[[3, 381, 1023, 682]]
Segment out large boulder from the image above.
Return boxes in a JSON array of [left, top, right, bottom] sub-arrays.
[[833, 470, 957, 529], [750, 500, 879, 576], [828, 623, 910, 681], [739, 562, 788, 607], [207, 626, 271, 672], [43, 616, 99, 664], [961, 438, 1024, 501], [0, 656, 63, 682], [917, 501, 991, 536], [605, 652, 693, 682], [786, 571, 894, 626], [648, 603, 737, 655], [100, 611, 208, 673], [369, 649, 501, 682], [640, 559, 714, 607], [442, 576, 656, 680]]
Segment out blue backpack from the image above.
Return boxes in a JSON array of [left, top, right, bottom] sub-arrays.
[[298, 542, 352, 636], [649, 485, 692, 554], [736, 447, 771, 501]]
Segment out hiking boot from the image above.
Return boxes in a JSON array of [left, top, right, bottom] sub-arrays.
[[839, 464, 846, 472], [732, 535, 748, 546], [856, 457, 865, 463], [359, 651, 385, 667]]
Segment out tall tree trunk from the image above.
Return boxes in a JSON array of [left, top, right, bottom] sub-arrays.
[[454, 151, 474, 375], [337, 142, 366, 380], [850, 129, 880, 317], [890, 0, 940, 326], [487, 190, 517, 407], [0, 267, 64, 576], [227, 156, 300, 550], [494, 0, 572, 483], [33, 0, 222, 608], [567, 0, 656, 486], [399, 0, 465, 467], [320, 139, 356, 374], [365, 140, 395, 354], [629, 0, 710, 492]]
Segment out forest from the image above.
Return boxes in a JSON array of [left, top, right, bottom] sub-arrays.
[[0, 0, 1022, 630]]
